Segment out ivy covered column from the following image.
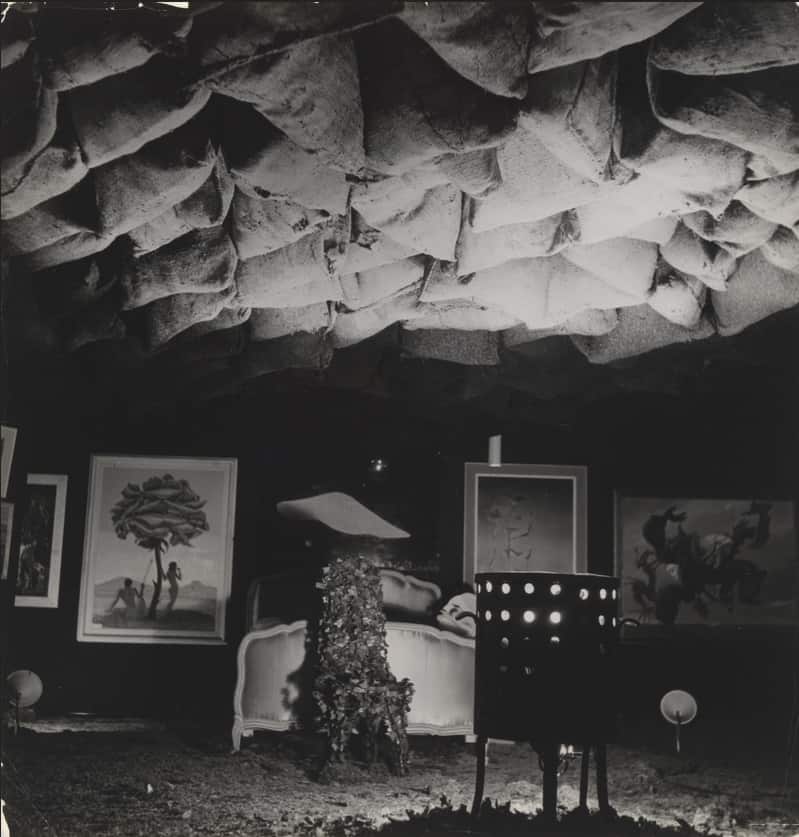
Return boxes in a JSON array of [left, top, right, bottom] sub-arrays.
[[312, 553, 414, 776]]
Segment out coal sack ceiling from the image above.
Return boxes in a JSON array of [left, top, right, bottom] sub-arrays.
[[2, 1, 798, 409]]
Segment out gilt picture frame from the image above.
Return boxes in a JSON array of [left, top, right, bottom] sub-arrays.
[[1, 425, 18, 498], [77, 455, 237, 645], [615, 494, 798, 629], [463, 463, 587, 586], [14, 474, 68, 608]]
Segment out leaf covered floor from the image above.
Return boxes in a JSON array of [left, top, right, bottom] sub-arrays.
[[2, 719, 797, 837]]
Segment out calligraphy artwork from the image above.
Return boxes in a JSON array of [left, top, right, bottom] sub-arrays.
[[463, 464, 587, 585]]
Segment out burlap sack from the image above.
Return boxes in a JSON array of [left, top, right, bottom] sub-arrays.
[[562, 237, 658, 301], [712, 250, 799, 336], [546, 262, 642, 326], [17, 232, 118, 273], [351, 175, 461, 260], [528, 2, 700, 73], [647, 268, 706, 328], [37, 11, 192, 91], [405, 300, 521, 332], [67, 57, 211, 169], [206, 34, 364, 173], [422, 253, 634, 330], [682, 202, 778, 258], [660, 224, 739, 291], [93, 107, 217, 238], [239, 331, 333, 379], [138, 284, 238, 350], [331, 285, 423, 348], [356, 19, 518, 175], [119, 226, 237, 310], [617, 45, 750, 203], [230, 188, 331, 261], [340, 257, 427, 310], [469, 128, 614, 232], [60, 292, 126, 353], [249, 303, 331, 341], [648, 63, 799, 177], [735, 172, 799, 228], [625, 216, 680, 246], [761, 227, 799, 273], [401, 328, 500, 366], [622, 127, 748, 207], [397, 2, 532, 99], [1, 48, 58, 180], [521, 54, 627, 184], [223, 100, 350, 214], [32, 256, 117, 319], [571, 304, 714, 364], [456, 211, 573, 275], [233, 227, 344, 309], [429, 148, 502, 199], [650, 2, 799, 76], [746, 154, 799, 181], [1, 11, 33, 69], [503, 310, 618, 346], [189, 1, 400, 71], [342, 213, 418, 274], [1, 120, 88, 220], [156, 324, 247, 366], [179, 305, 252, 341], [572, 174, 706, 245], [126, 156, 235, 256], [3, 180, 95, 257]]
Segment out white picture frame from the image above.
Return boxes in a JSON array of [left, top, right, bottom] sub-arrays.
[[463, 463, 588, 586], [77, 455, 237, 644], [1, 425, 18, 498], [1, 501, 13, 581]]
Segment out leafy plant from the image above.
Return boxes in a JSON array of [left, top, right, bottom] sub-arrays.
[[312, 553, 414, 776]]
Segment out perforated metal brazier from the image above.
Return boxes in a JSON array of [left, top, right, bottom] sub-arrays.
[[474, 572, 620, 744]]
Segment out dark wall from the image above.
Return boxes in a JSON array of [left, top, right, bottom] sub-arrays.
[[3, 379, 797, 734]]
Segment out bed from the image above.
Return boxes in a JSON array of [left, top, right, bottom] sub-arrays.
[[231, 568, 475, 751]]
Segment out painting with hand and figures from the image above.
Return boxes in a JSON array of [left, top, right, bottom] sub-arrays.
[[77, 455, 237, 645], [14, 474, 68, 608], [616, 496, 798, 628], [463, 464, 587, 585]]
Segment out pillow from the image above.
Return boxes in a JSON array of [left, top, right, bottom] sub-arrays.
[[379, 568, 441, 623], [436, 591, 477, 639]]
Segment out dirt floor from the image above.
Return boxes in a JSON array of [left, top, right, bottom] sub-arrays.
[[2, 718, 798, 837]]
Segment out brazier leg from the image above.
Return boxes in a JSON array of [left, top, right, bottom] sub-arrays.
[[579, 744, 590, 809], [541, 743, 559, 821], [595, 742, 610, 814], [471, 735, 488, 817]]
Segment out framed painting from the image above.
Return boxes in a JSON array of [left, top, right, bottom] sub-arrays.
[[14, 474, 68, 608], [77, 455, 237, 644], [463, 463, 587, 585], [615, 495, 798, 628], [1, 425, 18, 498], [1, 501, 13, 581]]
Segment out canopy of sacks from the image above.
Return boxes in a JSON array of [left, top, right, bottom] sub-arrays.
[[2, 1, 798, 407]]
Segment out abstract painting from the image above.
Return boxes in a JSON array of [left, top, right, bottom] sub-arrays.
[[14, 474, 68, 608], [616, 496, 798, 627], [77, 455, 237, 644], [463, 463, 587, 585]]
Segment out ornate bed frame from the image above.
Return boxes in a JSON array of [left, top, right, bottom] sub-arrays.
[[232, 616, 475, 751]]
